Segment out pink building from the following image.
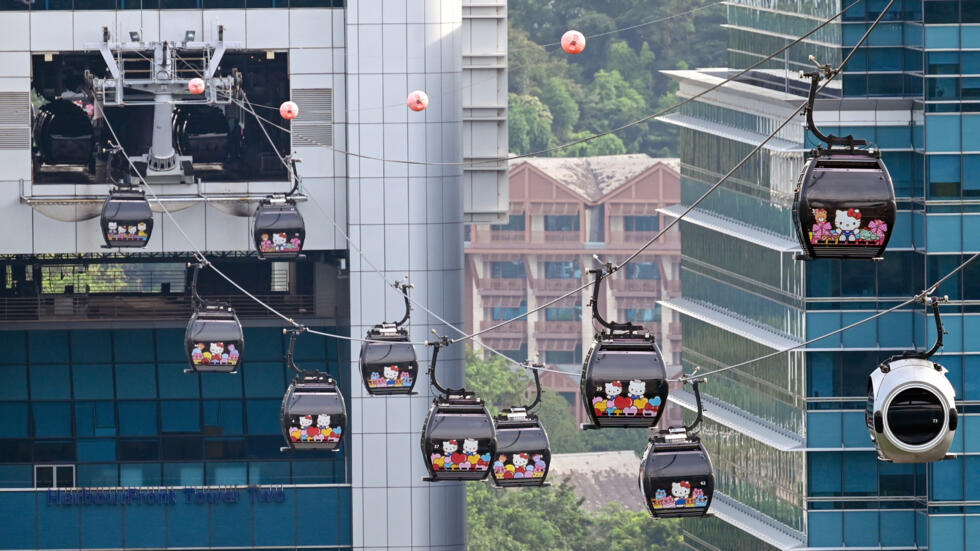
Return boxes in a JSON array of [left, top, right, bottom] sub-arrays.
[[464, 154, 683, 422]]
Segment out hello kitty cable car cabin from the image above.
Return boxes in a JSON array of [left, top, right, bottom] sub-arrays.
[[253, 158, 306, 260], [184, 262, 245, 374], [640, 379, 714, 519], [420, 337, 496, 482], [581, 262, 669, 430], [359, 280, 419, 395], [280, 328, 348, 452], [492, 362, 551, 488], [100, 148, 154, 249], [793, 67, 896, 261]]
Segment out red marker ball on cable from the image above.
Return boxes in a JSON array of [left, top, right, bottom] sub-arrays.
[[561, 30, 586, 54]]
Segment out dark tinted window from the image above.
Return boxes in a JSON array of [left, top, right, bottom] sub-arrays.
[[495, 426, 548, 451], [362, 342, 416, 365], [647, 448, 711, 479], [286, 390, 345, 416], [427, 412, 493, 441], [887, 387, 945, 445]]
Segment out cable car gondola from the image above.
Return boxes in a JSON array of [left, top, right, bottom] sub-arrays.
[[360, 281, 419, 395], [867, 294, 957, 463], [280, 329, 347, 452], [101, 187, 154, 248], [581, 262, 668, 429], [641, 379, 714, 519], [492, 362, 551, 487], [793, 68, 896, 261], [421, 337, 496, 482], [184, 263, 244, 373], [254, 158, 305, 259]]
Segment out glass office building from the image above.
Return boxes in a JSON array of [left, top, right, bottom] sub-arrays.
[[661, 1, 980, 549]]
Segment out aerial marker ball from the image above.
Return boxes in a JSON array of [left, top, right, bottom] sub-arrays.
[[188, 78, 205, 94], [280, 101, 299, 120], [561, 30, 586, 54], [407, 90, 429, 112]]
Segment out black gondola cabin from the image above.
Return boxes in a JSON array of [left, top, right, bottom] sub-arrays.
[[581, 334, 668, 429], [492, 408, 550, 487], [281, 372, 347, 451], [254, 198, 305, 259], [421, 395, 496, 482], [640, 429, 714, 519], [793, 152, 896, 260], [359, 325, 418, 395], [101, 189, 153, 248], [184, 306, 244, 373]]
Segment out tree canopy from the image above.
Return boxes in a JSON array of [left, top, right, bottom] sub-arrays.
[[507, 0, 726, 157]]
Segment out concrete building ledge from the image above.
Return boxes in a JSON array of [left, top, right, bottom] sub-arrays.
[[659, 296, 802, 350], [711, 491, 806, 550], [657, 113, 801, 152], [658, 204, 800, 253], [669, 389, 804, 452]]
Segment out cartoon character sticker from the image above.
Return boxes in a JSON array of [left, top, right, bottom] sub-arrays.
[[431, 439, 489, 473], [807, 207, 887, 247], [288, 412, 343, 444], [651, 480, 707, 509], [191, 341, 241, 367], [259, 231, 303, 253], [492, 451, 546, 481], [367, 364, 415, 389], [593, 379, 660, 418]]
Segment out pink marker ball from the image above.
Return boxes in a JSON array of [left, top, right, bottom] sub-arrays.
[[280, 101, 299, 120], [407, 90, 429, 112], [188, 78, 205, 94], [561, 30, 586, 55]]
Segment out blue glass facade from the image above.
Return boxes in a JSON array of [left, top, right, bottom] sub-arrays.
[[0, 327, 352, 550], [665, 1, 980, 549]]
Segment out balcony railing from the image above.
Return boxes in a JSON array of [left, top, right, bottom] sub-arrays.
[[534, 320, 582, 336], [610, 279, 661, 294], [529, 278, 582, 292], [489, 230, 527, 241], [476, 277, 526, 292], [479, 319, 528, 338], [0, 294, 321, 322], [542, 231, 581, 243]]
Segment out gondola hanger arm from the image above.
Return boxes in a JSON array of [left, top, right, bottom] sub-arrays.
[[393, 278, 414, 328], [522, 357, 544, 411]]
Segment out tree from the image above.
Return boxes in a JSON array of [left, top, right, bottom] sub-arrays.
[[538, 77, 581, 140], [560, 131, 627, 157], [465, 349, 531, 413], [509, 93, 557, 155]]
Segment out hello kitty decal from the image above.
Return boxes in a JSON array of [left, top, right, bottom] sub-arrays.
[[492, 452, 547, 481], [190, 341, 241, 367], [366, 364, 415, 389], [429, 438, 491, 472], [287, 412, 343, 444], [808, 207, 887, 247], [650, 480, 709, 510], [105, 219, 152, 245], [591, 378, 662, 418], [258, 231, 303, 254]]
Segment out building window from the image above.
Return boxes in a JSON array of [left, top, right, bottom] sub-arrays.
[[624, 261, 659, 280], [544, 344, 582, 365], [623, 307, 660, 323], [490, 261, 526, 279], [491, 213, 525, 231], [35, 465, 74, 488], [494, 345, 528, 363], [544, 214, 580, 232], [544, 261, 580, 279], [544, 306, 582, 321], [623, 215, 660, 232], [490, 301, 527, 320]]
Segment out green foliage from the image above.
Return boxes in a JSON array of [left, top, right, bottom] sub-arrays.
[[509, 93, 556, 155], [467, 479, 683, 550], [506, 0, 727, 156], [465, 349, 531, 414]]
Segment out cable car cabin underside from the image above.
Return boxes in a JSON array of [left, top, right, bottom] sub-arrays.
[[580, 334, 669, 430], [492, 409, 550, 487], [421, 395, 495, 482]]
